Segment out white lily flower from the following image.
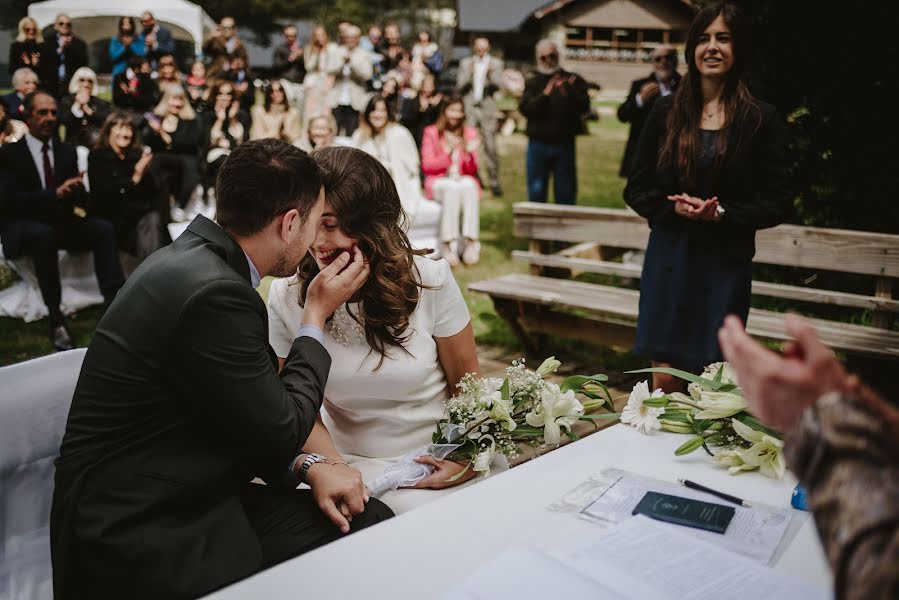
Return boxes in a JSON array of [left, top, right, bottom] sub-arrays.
[[688, 382, 703, 402], [620, 380, 664, 435], [701, 361, 739, 386], [695, 391, 748, 419], [730, 418, 785, 479], [536, 356, 561, 377], [714, 449, 758, 475], [489, 394, 517, 432], [473, 435, 497, 474], [479, 390, 502, 409], [525, 383, 584, 445]]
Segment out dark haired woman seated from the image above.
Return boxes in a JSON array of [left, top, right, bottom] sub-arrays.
[[266, 146, 480, 515], [88, 112, 171, 262]]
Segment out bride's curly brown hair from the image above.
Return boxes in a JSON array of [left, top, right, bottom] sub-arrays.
[[295, 146, 433, 369]]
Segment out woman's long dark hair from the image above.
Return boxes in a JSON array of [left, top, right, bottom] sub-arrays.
[[358, 96, 396, 138], [659, 2, 761, 186], [94, 111, 141, 151], [435, 95, 465, 135], [117, 16, 136, 39], [296, 146, 432, 369]]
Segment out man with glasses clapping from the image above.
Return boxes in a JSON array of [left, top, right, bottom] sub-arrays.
[[39, 14, 87, 99], [617, 44, 681, 178]]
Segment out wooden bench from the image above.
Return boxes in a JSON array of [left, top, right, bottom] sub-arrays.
[[470, 202, 899, 359]]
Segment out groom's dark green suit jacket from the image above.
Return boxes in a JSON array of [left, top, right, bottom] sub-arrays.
[[50, 215, 331, 599]]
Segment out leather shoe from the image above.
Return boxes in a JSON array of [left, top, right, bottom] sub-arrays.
[[51, 323, 75, 352]]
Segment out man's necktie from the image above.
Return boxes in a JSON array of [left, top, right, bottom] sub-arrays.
[[42, 142, 55, 190]]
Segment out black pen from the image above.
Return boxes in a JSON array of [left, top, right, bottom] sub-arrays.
[[678, 478, 752, 507]]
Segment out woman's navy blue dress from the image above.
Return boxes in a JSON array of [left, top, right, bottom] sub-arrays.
[[634, 130, 751, 372]]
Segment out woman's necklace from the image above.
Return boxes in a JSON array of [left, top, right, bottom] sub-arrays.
[[328, 304, 366, 347]]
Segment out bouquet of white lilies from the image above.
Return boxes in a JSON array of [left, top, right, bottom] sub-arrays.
[[621, 362, 786, 479], [432, 357, 620, 479]]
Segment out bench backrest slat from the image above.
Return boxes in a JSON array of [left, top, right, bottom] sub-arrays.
[[514, 203, 899, 278]]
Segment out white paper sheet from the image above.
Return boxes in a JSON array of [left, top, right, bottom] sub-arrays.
[[558, 516, 828, 600], [576, 468, 793, 564]]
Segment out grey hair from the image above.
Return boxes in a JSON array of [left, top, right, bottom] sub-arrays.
[[535, 38, 558, 58], [12, 67, 39, 90]]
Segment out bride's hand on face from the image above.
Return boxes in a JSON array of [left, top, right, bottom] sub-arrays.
[[303, 246, 370, 328], [305, 462, 370, 534], [410, 456, 477, 489]]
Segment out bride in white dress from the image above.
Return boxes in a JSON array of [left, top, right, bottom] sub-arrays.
[[267, 146, 481, 514]]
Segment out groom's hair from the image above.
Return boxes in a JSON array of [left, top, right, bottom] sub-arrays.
[[215, 139, 322, 237]]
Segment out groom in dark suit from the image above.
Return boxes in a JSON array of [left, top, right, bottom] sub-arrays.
[[51, 139, 393, 599], [0, 91, 124, 350]]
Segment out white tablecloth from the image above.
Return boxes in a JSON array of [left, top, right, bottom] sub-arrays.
[[206, 424, 832, 599]]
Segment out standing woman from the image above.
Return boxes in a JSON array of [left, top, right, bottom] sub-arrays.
[[250, 80, 302, 142], [109, 16, 146, 78], [352, 96, 422, 222], [88, 112, 171, 261], [303, 26, 339, 126], [8, 17, 43, 76], [420, 97, 482, 266], [624, 2, 791, 392]]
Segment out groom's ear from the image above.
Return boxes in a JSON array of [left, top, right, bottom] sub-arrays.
[[279, 208, 300, 243]]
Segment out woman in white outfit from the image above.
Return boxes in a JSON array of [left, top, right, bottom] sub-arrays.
[[267, 146, 480, 514], [420, 96, 482, 266], [352, 96, 422, 223], [302, 26, 339, 128]]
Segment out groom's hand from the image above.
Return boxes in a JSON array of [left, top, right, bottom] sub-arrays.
[[306, 463, 370, 533], [302, 246, 370, 329]]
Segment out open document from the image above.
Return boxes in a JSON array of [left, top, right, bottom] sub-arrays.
[[443, 516, 827, 600]]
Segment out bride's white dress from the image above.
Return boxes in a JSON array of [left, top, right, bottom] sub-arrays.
[[267, 255, 473, 514]]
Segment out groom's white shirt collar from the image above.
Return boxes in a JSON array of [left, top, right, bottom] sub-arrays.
[[243, 251, 261, 289]]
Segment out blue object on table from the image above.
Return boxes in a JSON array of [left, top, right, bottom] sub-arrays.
[[791, 483, 808, 511]]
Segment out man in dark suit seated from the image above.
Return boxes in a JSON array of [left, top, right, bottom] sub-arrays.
[[2, 67, 40, 121], [0, 91, 124, 351], [617, 44, 681, 178], [50, 138, 394, 599]]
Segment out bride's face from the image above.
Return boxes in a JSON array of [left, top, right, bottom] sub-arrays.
[[310, 200, 358, 270]]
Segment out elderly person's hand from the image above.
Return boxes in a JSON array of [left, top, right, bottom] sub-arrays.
[[718, 314, 853, 432]]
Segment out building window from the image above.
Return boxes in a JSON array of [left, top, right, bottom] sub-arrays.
[[564, 26, 682, 62]]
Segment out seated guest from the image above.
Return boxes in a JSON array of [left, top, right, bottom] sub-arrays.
[[250, 80, 302, 142], [142, 83, 202, 221], [51, 139, 393, 599], [203, 80, 250, 190], [154, 53, 182, 97], [718, 314, 899, 598], [3, 67, 40, 121], [109, 16, 146, 78], [267, 146, 479, 515], [185, 59, 210, 114], [352, 96, 422, 221], [420, 97, 482, 266], [112, 55, 156, 113], [0, 101, 28, 146], [227, 51, 255, 112], [0, 91, 124, 350], [88, 112, 171, 261], [294, 113, 336, 152], [8, 16, 43, 77], [58, 67, 111, 148]]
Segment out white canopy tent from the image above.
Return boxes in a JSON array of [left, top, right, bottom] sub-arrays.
[[28, 0, 214, 57]]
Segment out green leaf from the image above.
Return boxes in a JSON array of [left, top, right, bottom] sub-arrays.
[[500, 378, 510, 401], [560, 374, 609, 393], [713, 364, 724, 383], [658, 411, 691, 423], [674, 435, 706, 456], [734, 414, 782, 439], [626, 367, 725, 391], [447, 458, 474, 482], [642, 397, 670, 408], [564, 429, 580, 443]]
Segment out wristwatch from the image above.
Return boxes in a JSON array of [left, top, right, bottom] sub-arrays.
[[297, 452, 328, 484]]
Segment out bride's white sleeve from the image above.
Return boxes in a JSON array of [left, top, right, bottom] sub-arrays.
[[431, 258, 472, 338], [266, 277, 300, 358]]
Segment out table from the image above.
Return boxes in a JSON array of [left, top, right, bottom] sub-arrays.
[[206, 425, 832, 599]]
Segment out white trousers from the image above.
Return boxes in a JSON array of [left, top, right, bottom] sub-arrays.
[[432, 176, 480, 243]]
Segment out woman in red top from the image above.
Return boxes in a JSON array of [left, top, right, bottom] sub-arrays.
[[420, 96, 482, 266]]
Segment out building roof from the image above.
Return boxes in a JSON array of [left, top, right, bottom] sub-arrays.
[[457, 0, 550, 32]]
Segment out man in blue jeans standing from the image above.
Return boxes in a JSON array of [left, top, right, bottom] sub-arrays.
[[519, 39, 591, 205]]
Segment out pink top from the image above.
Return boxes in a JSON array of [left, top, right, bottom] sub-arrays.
[[420, 124, 481, 200]]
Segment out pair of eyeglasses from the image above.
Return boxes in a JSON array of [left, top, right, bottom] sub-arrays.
[[77, 78, 91, 82], [24, 27, 37, 32], [653, 54, 675, 63], [539, 52, 558, 61], [57, 21, 72, 27]]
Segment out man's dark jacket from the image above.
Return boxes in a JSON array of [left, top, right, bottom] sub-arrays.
[[617, 71, 681, 177], [50, 215, 331, 599]]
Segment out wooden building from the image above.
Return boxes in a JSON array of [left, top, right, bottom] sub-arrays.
[[457, 0, 694, 93]]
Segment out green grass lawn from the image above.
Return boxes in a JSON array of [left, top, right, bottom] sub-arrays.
[[0, 107, 632, 367]]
